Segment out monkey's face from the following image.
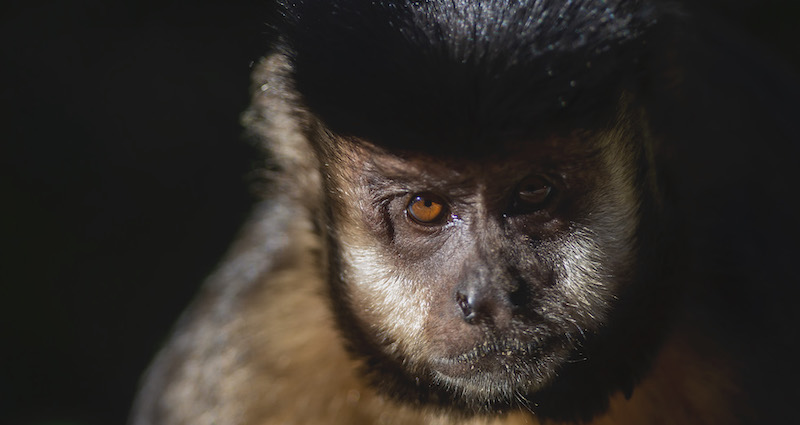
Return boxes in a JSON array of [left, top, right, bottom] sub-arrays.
[[321, 124, 644, 408]]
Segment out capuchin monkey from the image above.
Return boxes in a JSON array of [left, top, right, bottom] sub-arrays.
[[131, 1, 799, 424]]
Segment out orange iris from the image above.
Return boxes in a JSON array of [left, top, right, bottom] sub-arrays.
[[407, 195, 446, 224]]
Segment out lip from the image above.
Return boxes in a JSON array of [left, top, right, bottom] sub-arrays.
[[429, 339, 542, 379], [426, 343, 561, 404]]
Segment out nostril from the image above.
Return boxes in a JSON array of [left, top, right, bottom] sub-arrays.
[[509, 284, 528, 311], [455, 291, 476, 323]]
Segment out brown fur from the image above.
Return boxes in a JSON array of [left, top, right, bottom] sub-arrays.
[[132, 212, 747, 425], [130, 54, 752, 425]]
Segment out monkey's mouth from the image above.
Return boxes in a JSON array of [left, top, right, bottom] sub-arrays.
[[427, 338, 564, 399]]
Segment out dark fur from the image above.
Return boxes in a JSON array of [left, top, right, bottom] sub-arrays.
[[131, 1, 799, 424], [279, 0, 668, 152]]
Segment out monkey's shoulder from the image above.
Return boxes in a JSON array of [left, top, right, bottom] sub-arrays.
[[598, 328, 752, 425]]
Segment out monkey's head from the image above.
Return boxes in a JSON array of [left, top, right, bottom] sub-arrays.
[[315, 116, 669, 420], [263, 0, 677, 421]]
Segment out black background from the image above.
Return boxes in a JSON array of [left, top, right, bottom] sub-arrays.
[[1, 1, 798, 425]]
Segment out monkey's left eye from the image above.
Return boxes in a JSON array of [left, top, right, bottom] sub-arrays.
[[407, 194, 448, 225], [515, 176, 554, 210]]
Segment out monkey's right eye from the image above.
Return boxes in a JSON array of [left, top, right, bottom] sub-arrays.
[[407, 194, 448, 225]]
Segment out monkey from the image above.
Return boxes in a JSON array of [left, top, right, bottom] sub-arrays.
[[130, 1, 800, 424]]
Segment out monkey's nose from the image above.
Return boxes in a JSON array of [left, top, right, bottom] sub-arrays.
[[454, 284, 513, 327], [456, 291, 478, 323]]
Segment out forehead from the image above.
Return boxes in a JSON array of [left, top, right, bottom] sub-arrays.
[[329, 131, 604, 184]]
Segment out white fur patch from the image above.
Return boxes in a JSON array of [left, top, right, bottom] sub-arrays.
[[339, 239, 432, 358]]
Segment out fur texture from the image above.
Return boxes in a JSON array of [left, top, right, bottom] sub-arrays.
[[130, 1, 799, 424], [278, 0, 666, 150]]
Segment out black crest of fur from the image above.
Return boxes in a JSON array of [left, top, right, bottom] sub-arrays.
[[276, 0, 665, 153]]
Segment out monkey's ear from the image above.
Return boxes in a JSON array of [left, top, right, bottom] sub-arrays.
[[242, 53, 322, 208]]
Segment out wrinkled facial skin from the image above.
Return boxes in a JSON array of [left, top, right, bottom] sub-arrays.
[[318, 120, 648, 412]]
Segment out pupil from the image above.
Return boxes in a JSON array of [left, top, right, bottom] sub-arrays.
[[424, 200, 433, 207]]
